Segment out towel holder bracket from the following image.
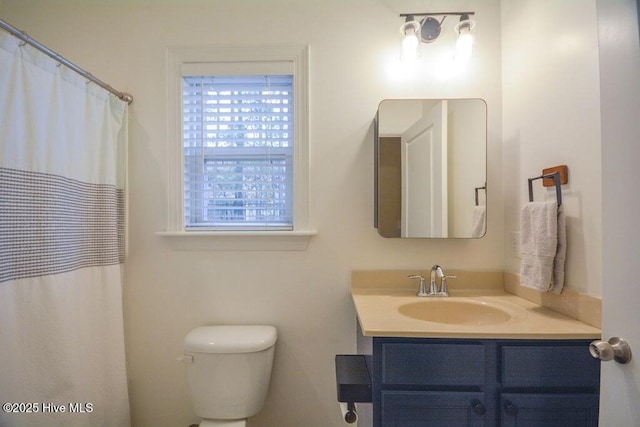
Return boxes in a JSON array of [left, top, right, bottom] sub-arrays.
[[528, 170, 563, 207], [542, 165, 568, 187]]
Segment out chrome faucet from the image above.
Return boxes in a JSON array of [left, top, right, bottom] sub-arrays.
[[409, 265, 456, 297], [430, 265, 445, 295], [431, 264, 456, 296]]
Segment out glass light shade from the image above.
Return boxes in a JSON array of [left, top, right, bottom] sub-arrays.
[[401, 33, 420, 62], [454, 16, 475, 64], [455, 31, 474, 63], [400, 20, 421, 62]]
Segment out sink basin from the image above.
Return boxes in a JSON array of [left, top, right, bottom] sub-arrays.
[[398, 299, 512, 325]]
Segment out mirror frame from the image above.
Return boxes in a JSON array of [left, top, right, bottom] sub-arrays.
[[374, 98, 488, 239]]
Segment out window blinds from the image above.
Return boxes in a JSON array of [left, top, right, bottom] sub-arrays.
[[182, 74, 294, 230]]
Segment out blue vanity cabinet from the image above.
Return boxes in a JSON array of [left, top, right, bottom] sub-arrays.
[[372, 337, 600, 427]]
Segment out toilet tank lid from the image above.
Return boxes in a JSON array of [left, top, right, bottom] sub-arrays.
[[184, 325, 277, 353]]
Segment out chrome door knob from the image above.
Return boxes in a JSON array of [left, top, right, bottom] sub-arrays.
[[589, 337, 632, 364]]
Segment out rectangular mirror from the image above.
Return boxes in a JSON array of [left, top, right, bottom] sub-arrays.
[[375, 99, 487, 238]]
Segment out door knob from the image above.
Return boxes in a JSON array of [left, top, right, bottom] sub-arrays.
[[589, 337, 632, 364]]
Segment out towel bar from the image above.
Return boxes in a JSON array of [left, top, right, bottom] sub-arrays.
[[528, 172, 562, 206]]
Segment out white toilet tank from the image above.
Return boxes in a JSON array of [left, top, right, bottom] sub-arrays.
[[183, 325, 277, 420]]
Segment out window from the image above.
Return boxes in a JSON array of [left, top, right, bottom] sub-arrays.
[[182, 74, 294, 230], [162, 46, 314, 250]]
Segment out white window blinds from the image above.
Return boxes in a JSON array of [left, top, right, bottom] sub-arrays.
[[182, 74, 294, 230]]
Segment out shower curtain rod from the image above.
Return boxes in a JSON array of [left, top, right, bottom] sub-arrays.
[[0, 18, 134, 105]]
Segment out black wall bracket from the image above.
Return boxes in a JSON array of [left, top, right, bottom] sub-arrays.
[[335, 354, 372, 423]]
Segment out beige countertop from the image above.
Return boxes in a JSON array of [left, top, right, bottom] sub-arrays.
[[352, 271, 601, 339]]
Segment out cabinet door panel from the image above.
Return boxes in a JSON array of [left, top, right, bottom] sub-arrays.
[[500, 393, 599, 427], [382, 391, 486, 427], [501, 343, 600, 388], [381, 342, 485, 386]]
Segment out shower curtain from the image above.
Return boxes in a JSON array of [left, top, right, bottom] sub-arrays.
[[0, 31, 130, 426]]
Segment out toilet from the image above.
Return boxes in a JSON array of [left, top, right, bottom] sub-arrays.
[[182, 325, 278, 427]]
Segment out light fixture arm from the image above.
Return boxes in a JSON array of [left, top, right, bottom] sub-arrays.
[[399, 12, 475, 19]]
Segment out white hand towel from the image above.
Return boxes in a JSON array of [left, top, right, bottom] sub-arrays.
[[552, 206, 566, 294], [471, 205, 486, 238], [519, 201, 558, 292]]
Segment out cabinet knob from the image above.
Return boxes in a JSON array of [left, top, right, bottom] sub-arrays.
[[504, 402, 518, 417], [471, 400, 486, 415], [590, 337, 632, 364]]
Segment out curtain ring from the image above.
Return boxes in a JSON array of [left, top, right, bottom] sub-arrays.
[[53, 54, 63, 68], [18, 30, 29, 47]]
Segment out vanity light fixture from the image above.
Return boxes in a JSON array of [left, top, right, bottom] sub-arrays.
[[399, 12, 476, 63]]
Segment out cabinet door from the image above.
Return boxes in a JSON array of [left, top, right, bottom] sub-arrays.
[[382, 391, 486, 427], [500, 393, 599, 427], [380, 341, 485, 386], [500, 343, 600, 388]]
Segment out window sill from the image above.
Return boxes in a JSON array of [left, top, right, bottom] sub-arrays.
[[156, 230, 317, 251]]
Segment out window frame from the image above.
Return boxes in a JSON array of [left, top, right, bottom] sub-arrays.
[[182, 73, 295, 231], [160, 45, 315, 250]]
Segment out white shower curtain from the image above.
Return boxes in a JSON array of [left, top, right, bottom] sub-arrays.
[[0, 31, 130, 426]]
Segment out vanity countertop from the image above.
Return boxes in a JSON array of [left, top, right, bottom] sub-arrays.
[[352, 286, 602, 339]]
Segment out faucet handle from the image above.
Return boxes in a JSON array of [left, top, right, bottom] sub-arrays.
[[439, 275, 457, 296], [408, 275, 429, 297]]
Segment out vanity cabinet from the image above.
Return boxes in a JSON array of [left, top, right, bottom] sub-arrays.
[[372, 338, 600, 427]]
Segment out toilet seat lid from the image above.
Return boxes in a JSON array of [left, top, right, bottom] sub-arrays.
[[184, 325, 277, 353]]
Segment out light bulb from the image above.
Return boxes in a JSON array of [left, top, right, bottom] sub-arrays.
[[455, 31, 474, 63], [454, 15, 475, 66], [401, 31, 420, 62], [399, 18, 421, 62]]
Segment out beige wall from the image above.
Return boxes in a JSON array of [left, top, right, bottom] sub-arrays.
[[501, 0, 602, 297], [1, 0, 503, 425]]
